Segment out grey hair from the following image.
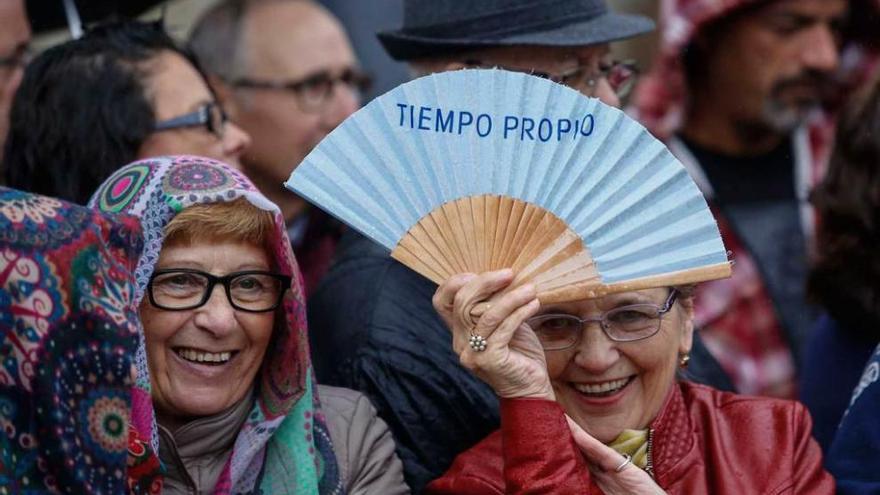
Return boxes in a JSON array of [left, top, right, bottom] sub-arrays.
[[187, 0, 249, 82]]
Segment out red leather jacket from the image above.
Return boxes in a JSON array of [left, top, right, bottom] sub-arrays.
[[427, 382, 834, 494]]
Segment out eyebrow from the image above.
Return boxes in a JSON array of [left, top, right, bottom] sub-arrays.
[[155, 261, 270, 272], [763, 7, 847, 26]]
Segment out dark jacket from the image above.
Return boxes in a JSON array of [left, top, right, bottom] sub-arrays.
[[308, 231, 735, 491], [428, 382, 834, 494], [826, 343, 880, 494], [800, 313, 877, 452]]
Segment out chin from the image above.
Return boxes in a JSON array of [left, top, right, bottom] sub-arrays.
[[160, 388, 242, 420], [762, 101, 816, 133]]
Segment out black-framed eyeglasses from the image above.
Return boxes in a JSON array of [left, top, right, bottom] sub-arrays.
[[153, 102, 228, 139], [525, 289, 679, 351], [230, 68, 372, 113], [464, 59, 639, 100], [147, 269, 291, 313]]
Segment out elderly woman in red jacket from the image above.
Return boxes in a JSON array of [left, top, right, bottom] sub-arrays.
[[428, 270, 834, 494]]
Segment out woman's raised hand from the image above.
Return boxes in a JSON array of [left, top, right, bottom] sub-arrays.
[[432, 269, 553, 401], [566, 417, 667, 495]]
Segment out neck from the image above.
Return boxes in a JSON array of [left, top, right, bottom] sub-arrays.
[[682, 93, 785, 156], [244, 166, 308, 224]]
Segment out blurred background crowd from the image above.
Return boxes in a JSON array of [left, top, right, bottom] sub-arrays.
[[1, 0, 879, 493]]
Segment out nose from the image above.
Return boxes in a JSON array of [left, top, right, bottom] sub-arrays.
[[193, 284, 238, 337], [320, 85, 359, 131], [591, 78, 621, 108], [222, 121, 251, 160], [801, 24, 840, 73], [570, 321, 620, 374]]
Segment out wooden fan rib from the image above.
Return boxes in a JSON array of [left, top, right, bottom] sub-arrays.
[[436, 203, 473, 273], [395, 223, 459, 280], [470, 195, 488, 272], [456, 198, 481, 272], [507, 210, 565, 276], [490, 196, 514, 270], [497, 199, 527, 269], [391, 245, 447, 285], [502, 202, 541, 269], [418, 212, 465, 275], [485, 195, 500, 270], [515, 230, 596, 285], [599, 262, 732, 295]]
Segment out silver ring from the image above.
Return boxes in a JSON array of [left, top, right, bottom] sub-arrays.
[[614, 453, 632, 473], [468, 333, 487, 352]]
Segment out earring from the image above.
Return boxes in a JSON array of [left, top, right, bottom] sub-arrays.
[[679, 353, 690, 368]]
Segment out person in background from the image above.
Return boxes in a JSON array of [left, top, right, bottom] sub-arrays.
[[633, 0, 848, 398], [189, 0, 366, 294], [3, 20, 250, 204], [0, 0, 30, 167], [89, 155, 408, 494], [825, 343, 880, 494], [306, 0, 732, 490], [800, 70, 880, 453]]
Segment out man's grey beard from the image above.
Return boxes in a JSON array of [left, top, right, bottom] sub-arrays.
[[760, 96, 821, 133]]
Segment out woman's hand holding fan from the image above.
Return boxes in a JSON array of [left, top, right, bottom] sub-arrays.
[[433, 269, 554, 401], [566, 417, 668, 494]]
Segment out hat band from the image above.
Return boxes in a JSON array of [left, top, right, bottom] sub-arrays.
[[401, 0, 607, 41]]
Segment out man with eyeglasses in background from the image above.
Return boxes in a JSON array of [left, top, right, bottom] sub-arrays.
[[305, 0, 734, 491], [190, 0, 369, 295], [0, 0, 30, 168]]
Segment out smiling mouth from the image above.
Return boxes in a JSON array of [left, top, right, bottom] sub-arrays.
[[174, 347, 237, 366], [572, 376, 634, 397]]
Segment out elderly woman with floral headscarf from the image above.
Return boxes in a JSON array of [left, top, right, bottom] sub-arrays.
[[89, 155, 407, 494], [427, 269, 834, 494]]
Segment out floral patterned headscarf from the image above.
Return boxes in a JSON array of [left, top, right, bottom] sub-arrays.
[[89, 156, 342, 494], [0, 187, 145, 493]]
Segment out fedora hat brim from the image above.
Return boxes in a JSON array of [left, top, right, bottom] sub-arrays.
[[378, 12, 654, 61]]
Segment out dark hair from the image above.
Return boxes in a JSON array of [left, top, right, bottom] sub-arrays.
[[3, 20, 212, 204], [808, 70, 880, 338]]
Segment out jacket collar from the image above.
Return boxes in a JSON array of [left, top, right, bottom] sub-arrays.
[[649, 382, 697, 483]]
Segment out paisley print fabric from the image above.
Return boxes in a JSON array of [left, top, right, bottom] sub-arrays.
[[89, 156, 343, 495], [0, 186, 156, 493]]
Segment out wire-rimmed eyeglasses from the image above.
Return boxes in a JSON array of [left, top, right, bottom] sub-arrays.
[[147, 269, 291, 313], [525, 289, 679, 351], [464, 59, 639, 100]]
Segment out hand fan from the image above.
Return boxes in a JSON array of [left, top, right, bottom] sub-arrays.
[[285, 69, 731, 303]]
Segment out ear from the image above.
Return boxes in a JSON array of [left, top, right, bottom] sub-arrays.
[[676, 296, 695, 356]]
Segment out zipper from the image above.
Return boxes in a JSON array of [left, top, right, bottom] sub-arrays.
[[646, 428, 655, 477]]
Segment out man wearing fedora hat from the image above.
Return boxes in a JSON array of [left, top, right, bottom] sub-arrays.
[[308, 0, 732, 490], [379, 0, 653, 107]]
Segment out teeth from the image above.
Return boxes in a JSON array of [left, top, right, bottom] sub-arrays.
[[573, 378, 630, 395], [176, 348, 232, 364]]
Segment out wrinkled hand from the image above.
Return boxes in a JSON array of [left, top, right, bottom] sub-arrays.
[[433, 270, 552, 400], [566, 417, 667, 495]]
